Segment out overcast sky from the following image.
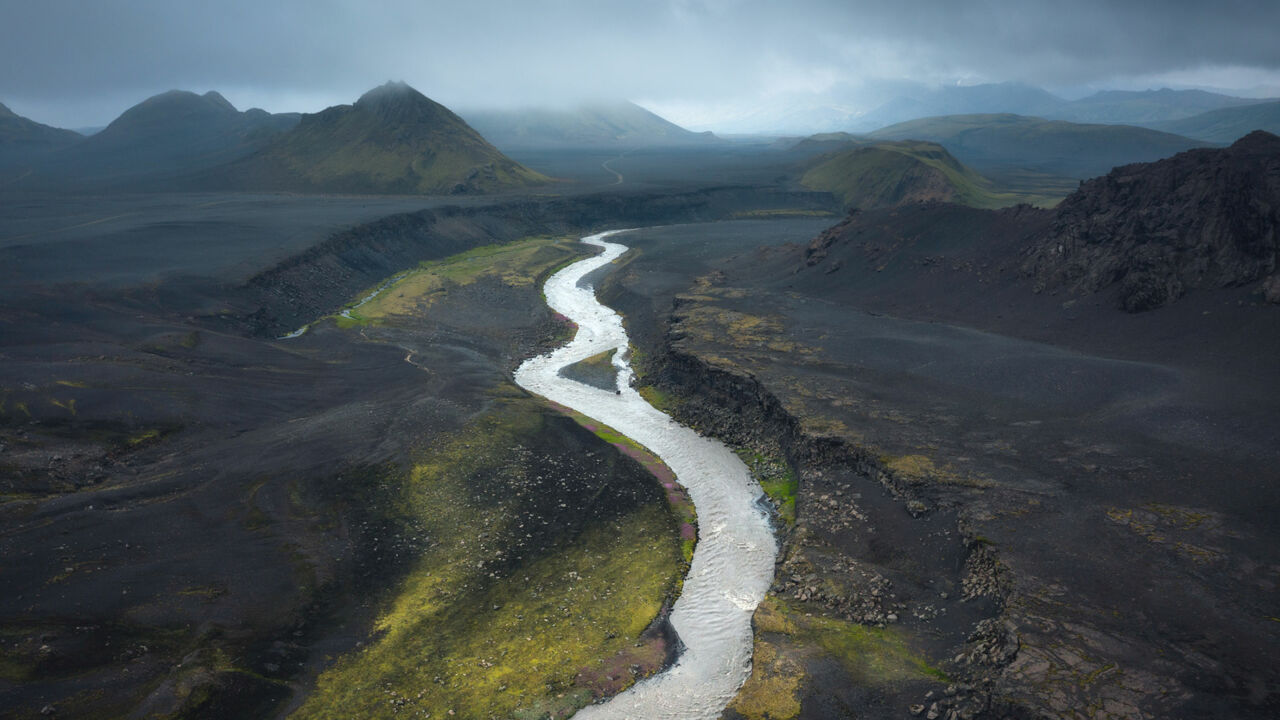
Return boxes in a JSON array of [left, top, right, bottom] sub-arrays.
[[3, 0, 1279, 129]]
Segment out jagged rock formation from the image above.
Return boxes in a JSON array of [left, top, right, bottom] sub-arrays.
[[1025, 130, 1280, 311]]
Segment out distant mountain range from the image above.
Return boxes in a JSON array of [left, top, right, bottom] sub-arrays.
[[1051, 87, 1264, 125], [1, 83, 546, 194], [460, 101, 718, 150], [705, 82, 1278, 136], [61, 90, 301, 186], [866, 113, 1207, 180], [4, 80, 1277, 194], [851, 83, 1065, 132], [1146, 100, 1280, 143]]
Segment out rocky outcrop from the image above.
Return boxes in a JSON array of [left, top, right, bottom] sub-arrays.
[[1264, 273, 1280, 304], [802, 132, 1280, 313], [1024, 130, 1280, 311]]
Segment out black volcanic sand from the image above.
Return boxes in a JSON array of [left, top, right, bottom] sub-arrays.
[[600, 217, 1280, 719], [0, 192, 462, 289], [0, 219, 680, 716], [0, 168, 841, 717]]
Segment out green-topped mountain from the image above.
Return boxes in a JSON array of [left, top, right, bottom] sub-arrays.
[[213, 82, 548, 194], [460, 101, 718, 150], [867, 113, 1206, 179], [800, 139, 1055, 209]]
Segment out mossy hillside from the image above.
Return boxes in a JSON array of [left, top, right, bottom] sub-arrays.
[[728, 597, 948, 720], [228, 82, 549, 195], [334, 235, 585, 327], [801, 140, 1059, 209], [292, 396, 686, 720]]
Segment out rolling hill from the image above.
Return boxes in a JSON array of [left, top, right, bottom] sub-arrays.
[[460, 101, 718, 150], [1148, 100, 1280, 144], [1053, 88, 1265, 125], [0, 102, 83, 176], [213, 82, 547, 194], [867, 113, 1206, 179], [852, 82, 1065, 131], [0, 101, 81, 149], [799, 140, 1050, 209], [721, 83, 1272, 136], [775, 131, 861, 156]]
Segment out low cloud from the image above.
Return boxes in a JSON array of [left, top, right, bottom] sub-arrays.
[[2, 0, 1278, 128]]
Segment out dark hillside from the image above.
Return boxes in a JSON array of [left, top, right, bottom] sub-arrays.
[[0, 101, 83, 177], [37, 90, 299, 188], [1025, 130, 1280, 311], [0, 101, 81, 148]]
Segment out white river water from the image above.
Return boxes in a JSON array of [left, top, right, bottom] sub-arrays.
[[514, 230, 778, 719]]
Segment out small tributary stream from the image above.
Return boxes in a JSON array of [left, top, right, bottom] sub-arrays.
[[515, 230, 778, 719]]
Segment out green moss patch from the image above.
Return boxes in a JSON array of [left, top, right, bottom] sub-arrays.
[[730, 596, 947, 718], [334, 235, 583, 327], [738, 450, 798, 527], [292, 396, 686, 719]]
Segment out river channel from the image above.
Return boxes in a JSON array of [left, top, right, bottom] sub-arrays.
[[514, 229, 777, 719]]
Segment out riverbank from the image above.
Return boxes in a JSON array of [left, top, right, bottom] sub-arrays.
[[598, 219, 1280, 719]]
